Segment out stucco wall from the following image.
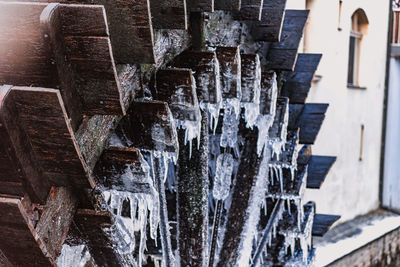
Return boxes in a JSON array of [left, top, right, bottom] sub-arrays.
[[286, 0, 389, 222]]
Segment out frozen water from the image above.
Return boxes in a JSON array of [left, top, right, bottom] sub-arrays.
[[213, 153, 234, 201], [58, 245, 92, 267]]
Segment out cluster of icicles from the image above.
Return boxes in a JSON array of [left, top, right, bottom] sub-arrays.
[[58, 64, 310, 267]]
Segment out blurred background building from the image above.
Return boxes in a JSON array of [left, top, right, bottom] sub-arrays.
[[283, 0, 400, 266]]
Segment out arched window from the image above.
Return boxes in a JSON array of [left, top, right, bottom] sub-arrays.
[[347, 9, 369, 87]]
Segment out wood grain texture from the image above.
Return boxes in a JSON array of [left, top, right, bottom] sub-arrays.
[[233, 0, 263, 21], [252, 0, 286, 41], [186, 0, 214, 12], [35, 187, 78, 261], [171, 50, 221, 104], [154, 69, 201, 123], [216, 47, 242, 99], [6, 87, 94, 189], [260, 71, 278, 115], [0, 85, 50, 203], [0, 197, 53, 266], [241, 54, 261, 103], [150, 0, 187, 29], [215, 0, 240, 10], [281, 53, 322, 104], [116, 101, 178, 153], [73, 209, 123, 266], [266, 10, 309, 70], [306, 156, 336, 189]]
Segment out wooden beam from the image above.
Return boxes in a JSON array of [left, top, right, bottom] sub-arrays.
[[94, 147, 153, 194], [241, 54, 261, 104], [72, 209, 124, 266], [116, 101, 178, 153], [312, 214, 341, 237], [233, 0, 264, 21], [252, 0, 287, 42], [305, 156, 337, 189], [154, 69, 201, 123], [0, 2, 125, 130], [266, 10, 309, 70], [2, 86, 94, 192], [186, 0, 214, 12], [0, 197, 53, 266], [216, 47, 242, 99], [269, 97, 289, 143], [171, 50, 221, 104], [281, 53, 322, 104], [288, 103, 329, 144], [150, 0, 187, 29], [260, 71, 278, 115], [215, 0, 240, 11], [35, 187, 78, 262]]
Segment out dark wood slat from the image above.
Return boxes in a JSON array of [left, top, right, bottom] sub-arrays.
[[252, 0, 287, 42], [281, 53, 322, 104], [312, 214, 341, 237], [241, 54, 261, 103], [267, 164, 308, 199], [5, 86, 94, 190], [154, 69, 201, 123], [306, 156, 337, 189], [0, 197, 53, 266], [116, 101, 178, 153], [94, 147, 153, 194], [0, 85, 50, 203], [266, 10, 309, 70], [217, 128, 263, 266], [272, 129, 299, 167], [43, 4, 125, 118], [150, 0, 187, 29], [73, 209, 124, 266], [233, 0, 263, 21], [186, 0, 214, 12], [35, 187, 78, 261], [216, 47, 241, 99], [260, 71, 278, 115], [289, 103, 329, 144], [176, 110, 209, 267], [171, 50, 221, 104], [269, 97, 289, 142], [215, 0, 240, 10]]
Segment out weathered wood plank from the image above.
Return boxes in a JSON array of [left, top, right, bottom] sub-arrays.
[[233, 0, 263, 21], [289, 103, 329, 144], [269, 97, 289, 142], [35, 187, 78, 261], [116, 101, 178, 153], [312, 214, 341, 237], [260, 71, 278, 115], [154, 69, 201, 123], [171, 50, 221, 104], [176, 110, 209, 267], [73, 209, 124, 266], [241, 54, 261, 103], [252, 0, 287, 41], [216, 47, 242, 99], [266, 10, 309, 70], [186, 0, 214, 12], [281, 53, 322, 104], [0, 197, 53, 266], [0, 2, 124, 131], [150, 0, 187, 29], [217, 128, 265, 266], [298, 153, 337, 189], [43, 4, 125, 118], [215, 0, 240, 10], [0, 85, 50, 203], [5, 86, 94, 189]]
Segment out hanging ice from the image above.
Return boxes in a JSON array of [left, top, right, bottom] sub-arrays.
[[213, 153, 234, 200]]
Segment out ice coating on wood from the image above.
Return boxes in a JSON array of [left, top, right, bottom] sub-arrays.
[[57, 245, 92, 267], [220, 99, 241, 148], [213, 153, 234, 200]]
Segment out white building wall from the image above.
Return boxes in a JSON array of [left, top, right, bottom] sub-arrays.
[[285, 0, 389, 222], [383, 57, 400, 210]]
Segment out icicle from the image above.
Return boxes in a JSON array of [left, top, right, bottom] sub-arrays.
[[58, 245, 91, 267], [256, 114, 274, 156], [287, 199, 291, 214], [175, 116, 202, 159], [213, 153, 234, 200], [220, 99, 240, 148]]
